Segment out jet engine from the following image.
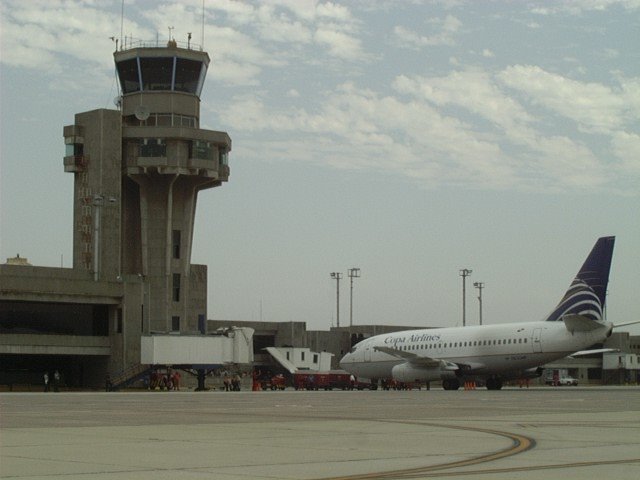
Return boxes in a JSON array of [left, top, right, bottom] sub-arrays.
[[391, 361, 458, 383], [520, 367, 544, 379]]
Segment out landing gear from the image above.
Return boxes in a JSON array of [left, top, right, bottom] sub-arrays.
[[485, 377, 503, 390], [442, 378, 460, 390]]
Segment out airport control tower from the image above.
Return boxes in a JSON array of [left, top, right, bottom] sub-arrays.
[[63, 38, 231, 336]]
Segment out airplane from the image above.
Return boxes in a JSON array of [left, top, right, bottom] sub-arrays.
[[339, 236, 637, 390]]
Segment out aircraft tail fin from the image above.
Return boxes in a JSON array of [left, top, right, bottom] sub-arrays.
[[544, 236, 615, 323]]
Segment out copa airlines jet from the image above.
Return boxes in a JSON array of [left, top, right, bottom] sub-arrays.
[[340, 237, 634, 390]]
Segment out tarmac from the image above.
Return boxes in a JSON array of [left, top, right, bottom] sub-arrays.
[[1, 387, 639, 479]]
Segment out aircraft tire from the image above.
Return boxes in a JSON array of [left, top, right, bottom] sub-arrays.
[[486, 377, 503, 390], [442, 379, 460, 390]]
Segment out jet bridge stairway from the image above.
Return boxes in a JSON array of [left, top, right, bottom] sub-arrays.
[[264, 347, 299, 374], [108, 363, 151, 391]]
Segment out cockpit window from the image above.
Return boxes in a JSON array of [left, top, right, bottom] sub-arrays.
[[349, 346, 357, 354]]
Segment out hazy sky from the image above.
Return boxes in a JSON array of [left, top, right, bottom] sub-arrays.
[[1, 0, 639, 334]]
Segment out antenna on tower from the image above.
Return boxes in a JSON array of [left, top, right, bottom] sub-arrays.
[[120, 0, 125, 49], [201, 0, 205, 51]]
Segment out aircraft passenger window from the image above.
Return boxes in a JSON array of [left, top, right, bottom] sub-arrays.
[[524, 339, 528, 343]]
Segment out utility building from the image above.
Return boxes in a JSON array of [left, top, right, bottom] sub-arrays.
[[1, 38, 241, 389]]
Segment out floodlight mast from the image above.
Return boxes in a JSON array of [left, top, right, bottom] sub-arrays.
[[474, 281, 484, 325], [459, 268, 472, 326], [330, 272, 342, 327], [348, 268, 361, 328]]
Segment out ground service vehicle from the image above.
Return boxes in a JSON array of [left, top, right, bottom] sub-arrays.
[[292, 371, 378, 390]]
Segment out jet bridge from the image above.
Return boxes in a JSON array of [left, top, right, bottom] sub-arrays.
[[141, 328, 254, 365], [139, 327, 254, 390]]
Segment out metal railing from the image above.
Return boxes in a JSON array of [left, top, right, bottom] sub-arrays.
[[117, 36, 203, 52]]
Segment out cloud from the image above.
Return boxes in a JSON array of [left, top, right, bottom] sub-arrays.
[[393, 15, 462, 49], [611, 132, 640, 175], [530, 0, 640, 15], [222, 63, 637, 193], [0, 1, 124, 71], [314, 27, 365, 60], [497, 65, 632, 134]]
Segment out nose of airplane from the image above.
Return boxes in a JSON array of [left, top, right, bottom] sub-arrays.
[[339, 352, 351, 370]]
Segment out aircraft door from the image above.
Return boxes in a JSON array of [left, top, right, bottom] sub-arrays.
[[532, 328, 542, 353], [364, 344, 372, 362]]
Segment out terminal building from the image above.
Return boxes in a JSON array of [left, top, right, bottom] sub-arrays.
[[1, 39, 638, 391]]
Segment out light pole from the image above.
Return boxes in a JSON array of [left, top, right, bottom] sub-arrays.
[[459, 268, 472, 326], [92, 195, 104, 282], [348, 268, 361, 328], [91, 194, 117, 282], [330, 272, 342, 327], [474, 281, 484, 325], [138, 274, 145, 333]]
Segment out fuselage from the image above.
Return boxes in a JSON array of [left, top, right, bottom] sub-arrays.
[[339, 320, 611, 382]]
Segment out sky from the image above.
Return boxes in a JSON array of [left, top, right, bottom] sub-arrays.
[[1, 0, 639, 334]]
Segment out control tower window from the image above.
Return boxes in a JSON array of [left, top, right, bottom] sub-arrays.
[[219, 148, 229, 167], [174, 58, 204, 94], [65, 143, 83, 156], [139, 138, 166, 157], [172, 274, 181, 302], [191, 140, 213, 160], [117, 58, 141, 93], [172, 230, 181, 259], [156, 114, 172, 126], [140, 57, 174, 91]]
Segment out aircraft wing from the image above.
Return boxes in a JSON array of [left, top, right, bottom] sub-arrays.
[[373, 346, 441, 368], [569, 348, 619, 357], [373, 346, 479, 371]]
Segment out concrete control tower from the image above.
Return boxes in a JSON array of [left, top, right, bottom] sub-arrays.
[[63, 39, 231, 337]]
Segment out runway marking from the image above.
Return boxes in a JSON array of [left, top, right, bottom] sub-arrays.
[[319, 421, 535, 480], [396, 457, 640, 478]]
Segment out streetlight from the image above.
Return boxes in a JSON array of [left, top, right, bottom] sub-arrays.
[[92, 195, 104, 282], [138, 274, 146, 333], [473, 281, 484, 326], [459, 269, 472, 326], [330, 272, 342, 327], [348, 268, 361, 328], [92, 194, 117, 282]]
